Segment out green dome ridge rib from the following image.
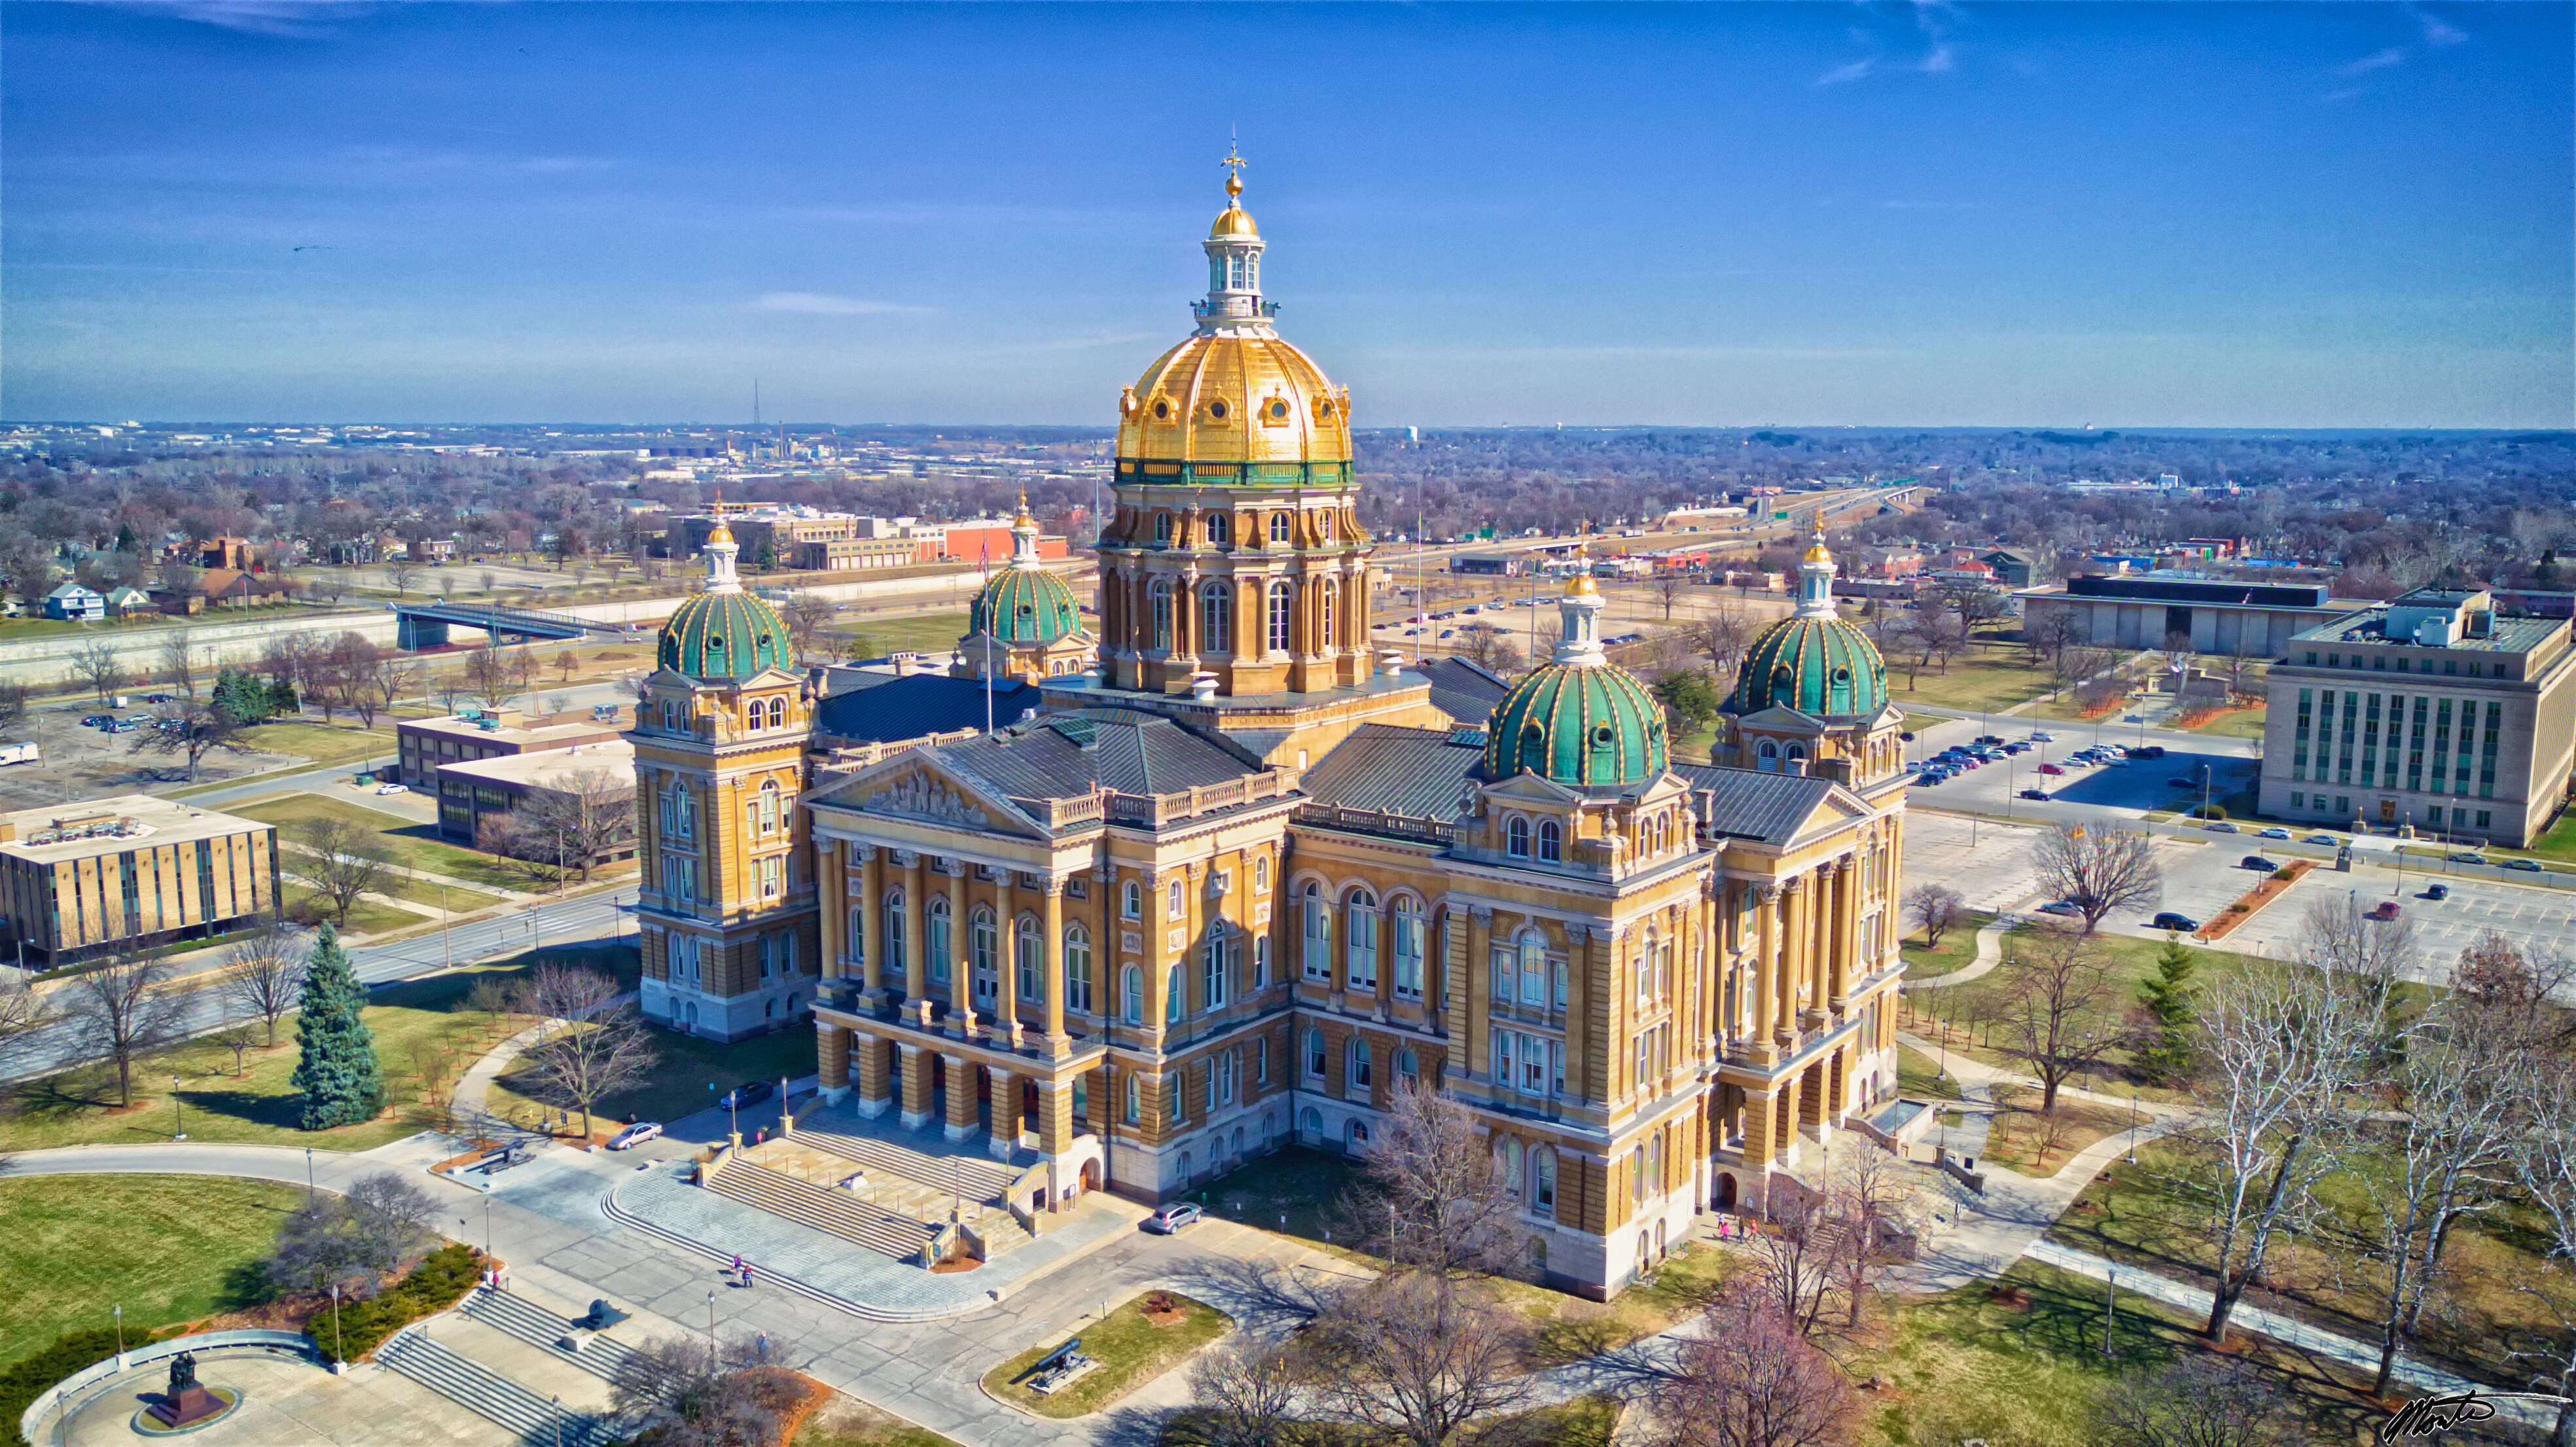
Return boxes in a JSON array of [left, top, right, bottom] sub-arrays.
[[656, 592, 793, 681], [971, 568, 1083, 645], [1482, 660, 1668, 789], [1728, 615, 1888, 718]]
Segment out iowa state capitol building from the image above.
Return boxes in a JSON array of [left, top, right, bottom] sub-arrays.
[[625, 164, 1912, 1298]]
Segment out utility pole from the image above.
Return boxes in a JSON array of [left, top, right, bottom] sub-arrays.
[[2103, 1268, 2116, 1358]]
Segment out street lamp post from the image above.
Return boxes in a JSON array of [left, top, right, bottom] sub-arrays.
[[306, 1147, 314, 1204], [171, 1075, 185, 1141], [113, 1304, 124, 1358], [329, 1283, 344, 1364], [706, 1290, 716, 1347], [2128, 1087, 2139, 1163]]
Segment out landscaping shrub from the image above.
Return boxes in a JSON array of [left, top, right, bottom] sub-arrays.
[[2188, 804, 2228, 820], [322, 1243, 481, 1363], [2271, 866, 2297, 882], [3, 1329, 128, 1447]]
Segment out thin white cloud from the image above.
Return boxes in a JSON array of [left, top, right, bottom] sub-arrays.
[[2416, 8, 2469, 46], [750, 292, 933, 317], [69, 0, 365, 37], [2340, 46, 2410, 77]]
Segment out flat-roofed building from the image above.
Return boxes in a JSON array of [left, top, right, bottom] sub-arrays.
[[2261, 588, 2576, 846], [2016, 574, 2374, 658], [435, 740, 638, 861], [396, 706, 627, 791], [0, 796, 280, 963]]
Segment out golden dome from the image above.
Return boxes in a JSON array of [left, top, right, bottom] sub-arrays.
[[1802, 529, 1832, 564], [1564, 569, 1599, 598], [1117, 332, 1351, 465], [707, 519, 734, 546], [1210, 202, 1259, 239]]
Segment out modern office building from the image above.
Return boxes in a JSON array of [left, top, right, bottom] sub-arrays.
[[433, 739, 638, 859], [2017, 574, 2372, 658], [2261, 588, 2576, 845], [397, 706, 628, 793], [0, 796, 280, 963]]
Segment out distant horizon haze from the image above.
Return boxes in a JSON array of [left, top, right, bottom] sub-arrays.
[[3, 3, 2566, 430]]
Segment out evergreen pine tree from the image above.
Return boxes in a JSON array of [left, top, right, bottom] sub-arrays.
[[211, 669, 269, 724], [2136, 936, 2199, 1083], [291, 925, 385, 1130]]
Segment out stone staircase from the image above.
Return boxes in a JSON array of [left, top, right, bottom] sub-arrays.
[[460, 1288, 638, 1383], [791, 1124, 1020, 1202], [707, 1156, 941, 1261], [377, 1327, 617, 1447]]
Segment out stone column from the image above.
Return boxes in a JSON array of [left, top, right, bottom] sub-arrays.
[[817, 1022, 850, 1100], [897, 1043, 933, 1130], [1463, 906, 1492, 1080], [1143, 870, 1170, 1037], [1775, 1071, 1803, 1166], [900, 850, 924, 999], [817, 838, 844, 985], [994, 868, 1018, 1040], [943, 1053, 980, 1142], [988, 1067, 1022, 1160], [855, 1033, 892, 1118], [1042, 878, 1068, 1049], [1753, 885, 1780, 1048], [1800, 867, 1830, 1028], [1830, 857, 1856, 1014], [1741, 1088, 1776, 1167], [1778, 876, 1806, 1039], [859, 845, 884, 1000], [946, 861, 973, 1037]]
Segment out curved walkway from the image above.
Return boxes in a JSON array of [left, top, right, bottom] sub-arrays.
[[1898, 906, 2033, 992]]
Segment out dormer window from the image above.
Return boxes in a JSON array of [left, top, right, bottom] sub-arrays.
[[1537, 818, 1562, 862], [1506, 816, 1530, 858]]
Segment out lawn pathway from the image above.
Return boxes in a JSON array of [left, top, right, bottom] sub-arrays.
[[1898, 908, 2032, 991]]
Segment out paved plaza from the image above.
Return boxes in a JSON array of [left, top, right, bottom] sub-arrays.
[[46, 1350, 518, 1447]]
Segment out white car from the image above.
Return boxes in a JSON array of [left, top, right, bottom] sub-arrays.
[[607, 1121, 664, 1151], [374, 782, 407, 795]]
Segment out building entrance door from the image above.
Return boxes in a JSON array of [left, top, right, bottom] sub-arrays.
[[2380, 799, 2397, 825]]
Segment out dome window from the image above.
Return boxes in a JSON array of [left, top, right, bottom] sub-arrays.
[[1832, 667, 1852, 683], [1262, 397, 1292, 425], [1152, 399, 1173, 421], [1207, 400, 1229, 421], [1591, 725, 1616, 747]]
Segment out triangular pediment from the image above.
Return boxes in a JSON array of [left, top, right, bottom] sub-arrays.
[[1479, 770, 1586, 806], [808, 750, 1043, 839]]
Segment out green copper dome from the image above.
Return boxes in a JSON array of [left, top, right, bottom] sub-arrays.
[[971, 567, 1082, 645], [658, 592, 793, 680], [1729, 615, 1887, 717], [1484, 662, 1668, 789]]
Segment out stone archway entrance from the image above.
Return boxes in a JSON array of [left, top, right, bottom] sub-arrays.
[[1715, 1172, 1738, 1211]]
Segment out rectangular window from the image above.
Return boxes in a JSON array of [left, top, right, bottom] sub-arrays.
[[760, 855, 783, 899], [1549, 1039, 1565, 1097], [1495, 1031, 1514, 1085], [2477, 810, 2492, 828], [1393, 909, 1425, 1000], [1169, 1074, 1184, 1124], [1256, 1037, 1269, 1085], [1254, 935, 1270, 988], [1124, 1075, 1140, 1125], [2291, 792, 2304, 808], [1306, 1032, 1327, 1081], [1520, 1033, 1546, 1094], [1202, 935, 1228, 1011], [1492, 951, 1516, 1007]]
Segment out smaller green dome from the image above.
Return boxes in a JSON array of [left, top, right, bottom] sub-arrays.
[[1729, 615, 1887, 718], [971, 567, 1082, 645], [658, 592, 793, 680], [1484, 662, 1668, 789]]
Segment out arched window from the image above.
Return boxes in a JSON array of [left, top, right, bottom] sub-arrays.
[[926, 896, 952, 985], [746, 702, 765, 733], [1122, 880, 1142, 919], [1153, 511, 1173, 545], [971, 907, 998, 1006], [1268, 582, 1293, 654], [1398, 1046, 1419, 1086], [1391, 897, 1424, 1000], [767, 697, 785, 730], [1537, 818, 1562, 862], [1501, 1138, 1524, 1200], [1124, 1072, 1141, 1124], [1200, 582, 1232, 655], [1064, 925, 1092, 1012], [1519, 928, 1548, 1009], [1207, 512, 1232, 546], [1253, 856, 1270, 893], [1349, 1039, 1372, 1092], [1758, 739, 1779, 772], [1269, 512, 1291, 545], [1345, 889, 1378, 990], [1015, 914, 1040, 1001], [883, 889, 906, 980], [1347, 1118, 1370, 1153], [1202, 926, 1229, 1011], [1534, 1149, 1558, 1213], [1148, 579, 1173, 651], [1646, 1134, 1664, 1202], [1506, 815, 1531, 857], [1305, 1027, 1327, 1081], [1168, 879, 1185, 920], [1785, 744, 1806, 776], [758, 780, 781, 834], [1301, 882, 1332, 982], [1319, 510, 1336, 541], [1121, 964, 1144, 1024]]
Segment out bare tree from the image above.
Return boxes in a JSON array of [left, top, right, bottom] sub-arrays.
[[1300, 1273, 1533, 1447], [62, 944, 183, 1107], [2511, 1052, 2576, 1447], [2189, 895, 2403, 1344], [779, 592, 840, 663], [1654, 571, 1687, 622], [157, 630, 198, 698], [2030, 821, 2161, 935], [215, 1012, 261, 1077], [2057, 643, 2122, 697], [384, 554, 423, 598], [608, 1334, 780, 1446], [433, 668, 469, 714], [0, 968, 54, 1068], [367, 654, 416, 723], [266, 1169, 438, 1292], [1742, 1183, 1839, 1338], [465, 641, 510, 704], [69, 639, 126, 704], [1334, 1077, 1522, 1278], [1649, 1283, 1861, 1447], [517, 964, 656, 1141], [1184, 1340, 1304, 1447], [289, 816, 393, 929], [1453, 622, 1526, 675], [509, 645, 540, 703], [505, 766, 635, 884], [1995, 920, 2122, 1114], [2028, 605, 2086, 673], [2093, 1357, 2297, 1447], [1895, 602, 1965, 685], [0, 679, 27, 736], [223, 914, 310, 1048], [1824, 1146, 1920, 1329], [132, 696, 252, 783], [1903, 882, 1966, 950], [1697, 606, 1755, 685]]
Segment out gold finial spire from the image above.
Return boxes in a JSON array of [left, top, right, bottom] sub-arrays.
[[1014, 489, 1035, 527], [1223, 135, 1245, 199]]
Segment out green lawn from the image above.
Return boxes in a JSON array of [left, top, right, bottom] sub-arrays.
[[1895, 1043, 1963, 1101], [280, 884, 433, 937], [985, 1291, 1230, 1418], [356, 872, 507, 916], [1905, 931, 2260, 1096], [2180, 705, 2268, 740], [1883, 647, 2062, 714], [486, 1018, 816, 1131], [0, 1175, 300, 1370], [2513, 811, 2576, 864], [233, 792, 531, 893], [1899, 910, 1994, 978], [793, 1397, 962, 1447], [0, 948, 629, 1156], [829, 610, 975, 659], [232, 719, 402, 768]]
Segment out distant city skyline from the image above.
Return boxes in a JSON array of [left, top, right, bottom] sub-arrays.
[[3, 2, 2567, 429]]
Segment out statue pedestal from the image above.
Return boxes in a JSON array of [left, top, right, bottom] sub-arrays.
[[149, 1385, 226, 1429]]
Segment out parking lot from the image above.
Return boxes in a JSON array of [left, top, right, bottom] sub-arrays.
[[1904, 715, 2261, 829]]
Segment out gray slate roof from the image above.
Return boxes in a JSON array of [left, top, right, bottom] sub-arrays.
[[935, 709, 1264, 804], [1302, 724, 1485, 819], [815, 673, 1045, 745], [1670, 763, 1840, 845], [1420, 656, 1512, 727]]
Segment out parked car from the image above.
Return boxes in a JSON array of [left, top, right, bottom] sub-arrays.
[[2241, 855, 2280, 872], [2369, 901, 2403, 921], [80, 715, 111, 727], [2132, 745, 2167, 759], [2257, 827, 2291, 839], [2505, 858, 2545, 872], [143, 693, 172, 704], [2018, 788, 2050, 801], [607, 1121, 664, 1151], [2205, 821, 2240, 833], [2304, 833, 2340, 846], [2151, 912, 2200, 932], [2037, 764, 2065, 776], [2036, 901, 2083, 918], [1975, 734, 2005, 745], [2424, 884, 2450, 901], [1145, 1202, 1204, 1234], [374, 782, 407, 795], [2448, 852, 2488, 865], [720, 1081, 776, 1109], [2030, 731, 2055, 742], [2166, 776, 2197, 788]]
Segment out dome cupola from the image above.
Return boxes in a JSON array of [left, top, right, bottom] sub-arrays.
[[1483, 554, 1669, 789], [969, 493, 1082, 645], [1728, 531, 1888, 718], [657, 493, 793, 680]]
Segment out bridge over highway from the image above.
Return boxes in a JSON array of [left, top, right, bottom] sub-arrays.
[[389, 600, 638, 649]]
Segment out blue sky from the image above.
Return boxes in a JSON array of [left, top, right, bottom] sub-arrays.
[[4, 2, 2567, 428]]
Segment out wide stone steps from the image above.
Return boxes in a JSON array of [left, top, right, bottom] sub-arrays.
[[707, 1157, 938, 1262], [791, 1125, 1019, 1202], [460, 1287, 637, 1382], [376, 1327, 616, 1447]]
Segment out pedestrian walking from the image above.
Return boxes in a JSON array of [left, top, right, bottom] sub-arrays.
[[743, 1265, 755, 1291], [731, 1253, 743, 1279]]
